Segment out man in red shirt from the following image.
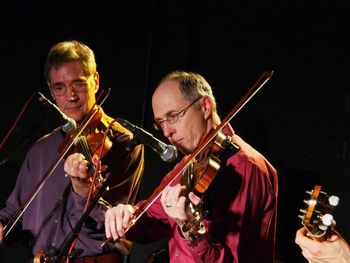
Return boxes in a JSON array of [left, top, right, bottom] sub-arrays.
[[103, 71, 278, 262]]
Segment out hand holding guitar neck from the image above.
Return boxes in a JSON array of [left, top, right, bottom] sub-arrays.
[[298, 185, 339, 241]]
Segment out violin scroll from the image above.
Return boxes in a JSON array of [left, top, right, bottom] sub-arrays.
[[181, 201, 208, 243], [33, 250, 50, 263]]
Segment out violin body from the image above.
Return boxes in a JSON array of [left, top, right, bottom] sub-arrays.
[[181, 131, 240, 241]]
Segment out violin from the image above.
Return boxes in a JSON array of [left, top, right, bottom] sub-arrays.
[[180, 131, 240, 241], [101, 70, 274, 247], [58, 105, 115, 182]]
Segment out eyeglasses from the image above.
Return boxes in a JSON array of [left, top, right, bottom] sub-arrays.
[[154, 97, 202, 131], [50, 74, 93, 96]]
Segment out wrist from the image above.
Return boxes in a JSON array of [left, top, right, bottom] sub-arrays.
[[174, 219, 190, 239], [174, 218, 187, 226]]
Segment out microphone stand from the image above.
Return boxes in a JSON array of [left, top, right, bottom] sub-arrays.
[[46, 135, 140, 263]]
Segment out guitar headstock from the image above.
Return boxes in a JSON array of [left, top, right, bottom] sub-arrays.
[[298, 185, 340, 240]]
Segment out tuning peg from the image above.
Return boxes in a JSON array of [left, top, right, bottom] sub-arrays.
[[304, 199, 317, 206], [328, 195, 340, 206], [299, 209, 306, 214], [321, 213, 334, 226], [306, 190, 313, 195]]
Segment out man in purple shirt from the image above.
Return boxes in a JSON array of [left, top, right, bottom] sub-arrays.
[[0, 40, 144, 262], [101, 71, 278, 262]]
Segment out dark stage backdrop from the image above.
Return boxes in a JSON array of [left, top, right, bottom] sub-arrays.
[[0, 1, 349, 263]]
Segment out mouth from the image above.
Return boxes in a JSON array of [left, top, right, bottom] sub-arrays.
[[172, 138, 183, 147], [63, 104, 83, 117], [65, 104, 82, 111]]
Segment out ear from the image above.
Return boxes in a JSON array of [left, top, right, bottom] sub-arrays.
[[93, 72, 100, 93], [202, 96, 213, 120]]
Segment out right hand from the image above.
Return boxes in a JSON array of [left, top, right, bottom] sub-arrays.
[[64, 153, 94, 197], [105, 204, 135, 241]]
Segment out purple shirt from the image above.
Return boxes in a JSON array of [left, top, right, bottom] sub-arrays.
[[0, 114, 144, 258], [126, 125, 278, 263]]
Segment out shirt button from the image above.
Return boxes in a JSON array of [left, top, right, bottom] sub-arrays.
[[176, 253, 180, 257], [54, 219, 58, 224], [51, 242, 55, 247]]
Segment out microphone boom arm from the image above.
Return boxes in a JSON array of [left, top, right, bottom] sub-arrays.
[[116, 118, 177, 162]]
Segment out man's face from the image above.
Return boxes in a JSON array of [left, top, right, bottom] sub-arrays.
[[152, 80, 210, 155], [48, 61, 99, 122]]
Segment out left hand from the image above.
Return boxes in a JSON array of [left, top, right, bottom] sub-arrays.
[[160, 184, 202, 233], [295, 227, 350, 263], [160, 184, 187, 220]]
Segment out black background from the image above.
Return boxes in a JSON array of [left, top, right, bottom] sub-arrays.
[[0, 1, 349, 262]]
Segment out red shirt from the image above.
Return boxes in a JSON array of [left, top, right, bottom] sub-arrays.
[[127, 125, 278, 263]]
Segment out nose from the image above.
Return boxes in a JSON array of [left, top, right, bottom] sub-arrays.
[[162, 122, 174, 138], [65, 86, 77, 101]]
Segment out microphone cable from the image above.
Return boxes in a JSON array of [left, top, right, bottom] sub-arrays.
[[0, 92, 36, 153]]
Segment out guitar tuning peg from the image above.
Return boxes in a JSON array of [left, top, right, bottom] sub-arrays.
[[306, 190, 313, 195], [321, 213, 334, 226], [298, 214, 305, 220], [328, 195, 340, 206], [299, 209, 306, 214], [304, 199, 317, 206], [314, 209, 321, 214]]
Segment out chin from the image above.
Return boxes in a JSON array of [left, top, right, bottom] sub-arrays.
[[179, 147, 191, 155], [66, 113, 82, 123], [66, 109, 84, 121]]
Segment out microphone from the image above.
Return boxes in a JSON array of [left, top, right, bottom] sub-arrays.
[[117, 118, 178, 162], [37, 92, 77, 134]]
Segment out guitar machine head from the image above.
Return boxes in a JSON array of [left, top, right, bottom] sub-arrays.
[[298, 185, 340, 240]]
